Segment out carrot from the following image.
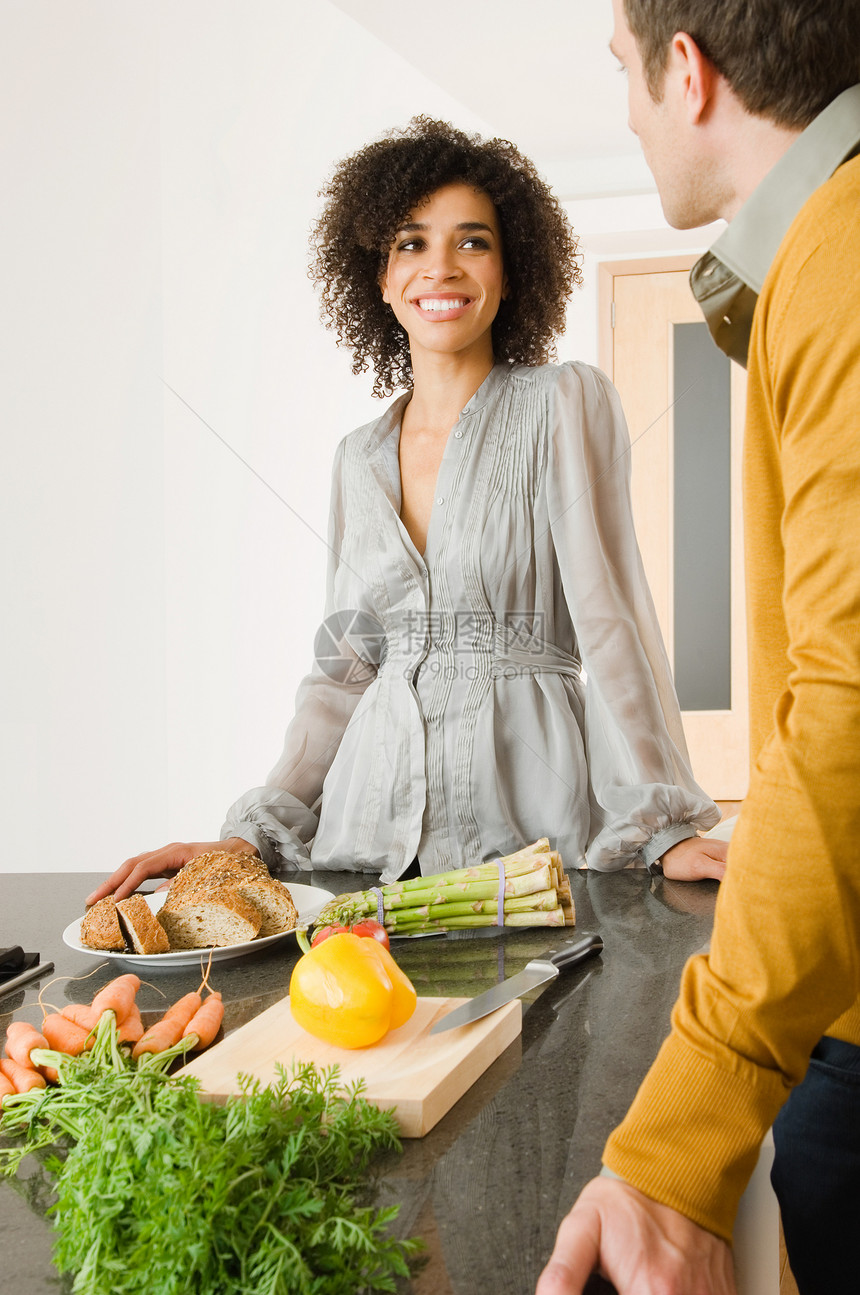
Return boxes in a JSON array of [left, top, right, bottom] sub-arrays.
[[0, 1056, 47, 1093], [0, 1071, 15, 1103], [41, 1013, 90, 1057], [62, 1003, 99, 1033], [132, 991, 202, 1059], [4, 1020, 50, 1067], [131, 1020, 182, 1059], [117, 1005, 144, 1045], [162, 991, 203, 1028], [182, 991, 224, 1050], [91, 973, 140, 1024]]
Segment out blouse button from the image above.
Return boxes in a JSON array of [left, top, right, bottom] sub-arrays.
[[437, 496, 445, 506], [454, 430, 463, 439]]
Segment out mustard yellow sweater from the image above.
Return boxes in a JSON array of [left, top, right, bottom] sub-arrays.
[[604, 155, 860, 1242]]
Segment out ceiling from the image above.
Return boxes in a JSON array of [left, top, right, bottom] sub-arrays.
[[331, 0, 655, 199]]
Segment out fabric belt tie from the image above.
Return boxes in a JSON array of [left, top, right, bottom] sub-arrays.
[[369, 886, 385, 925], [491, 627, 581, 678]]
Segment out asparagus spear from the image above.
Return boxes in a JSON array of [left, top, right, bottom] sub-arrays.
[[315, 840, 576, 932], [385, 910, 569, 933]]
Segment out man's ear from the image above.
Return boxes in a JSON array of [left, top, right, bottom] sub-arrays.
[[669, 31, 718, 125]]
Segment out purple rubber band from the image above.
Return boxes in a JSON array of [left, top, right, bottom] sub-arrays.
[[496, 858, 506, 927], [370, 886, 385, 925]]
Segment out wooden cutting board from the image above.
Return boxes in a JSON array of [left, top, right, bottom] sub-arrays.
[[178, 995, 521, 1137]]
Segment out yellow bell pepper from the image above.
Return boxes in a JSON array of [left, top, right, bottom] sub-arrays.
[[289, 931, 417, 1049]]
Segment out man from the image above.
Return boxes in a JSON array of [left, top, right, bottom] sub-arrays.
[[536, 2, 860, 1292]]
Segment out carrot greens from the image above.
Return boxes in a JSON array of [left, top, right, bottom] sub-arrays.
[[0, 1018, 421, 1294]]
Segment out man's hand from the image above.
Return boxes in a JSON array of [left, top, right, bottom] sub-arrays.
[[536, 1177, 737, 1295], [661, 835, 728, 881], [84, 836, 258, 905]]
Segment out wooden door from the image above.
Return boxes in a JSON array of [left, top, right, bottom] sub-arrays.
[[599, 258, 748, 800]]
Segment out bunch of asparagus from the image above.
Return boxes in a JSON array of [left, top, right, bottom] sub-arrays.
[[315, 839, 575, 936]]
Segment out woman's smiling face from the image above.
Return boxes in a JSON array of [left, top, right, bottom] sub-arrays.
[[380, 182, 508, 368]]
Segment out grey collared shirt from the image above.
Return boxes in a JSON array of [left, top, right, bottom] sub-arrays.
[[222, 362, 717, 881], [691, 84, 860, 366]]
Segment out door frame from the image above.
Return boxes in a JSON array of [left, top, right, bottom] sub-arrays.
[[598, 255, 699, 377], [597, 255, 749, 800]]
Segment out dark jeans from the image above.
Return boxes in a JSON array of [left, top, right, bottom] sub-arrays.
[[771, 1035, 860, 1294]]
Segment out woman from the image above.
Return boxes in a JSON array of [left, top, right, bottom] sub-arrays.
[[90, 118, 725, 904]]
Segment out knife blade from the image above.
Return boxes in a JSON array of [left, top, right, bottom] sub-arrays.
[[429, 932, 603, 1033]]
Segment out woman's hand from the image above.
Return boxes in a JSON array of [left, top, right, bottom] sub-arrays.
[[84, 836, 258, 906], [660, 835, 728, 882]]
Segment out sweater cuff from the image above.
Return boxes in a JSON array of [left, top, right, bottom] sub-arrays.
[[642, 823, 699, 870], [603, 1031, 789, 1242]]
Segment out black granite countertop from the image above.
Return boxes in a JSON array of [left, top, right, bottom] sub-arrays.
[[1, 869, 718, 1294]]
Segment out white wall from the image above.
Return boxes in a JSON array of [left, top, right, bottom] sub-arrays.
[[559, 193, 723, 369], [2, 2, 715, 878], [1, 3, 165, 877], [1, 0, 491, 875]]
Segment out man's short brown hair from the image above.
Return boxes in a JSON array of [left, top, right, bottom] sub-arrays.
[[624, 0, 860, 128]]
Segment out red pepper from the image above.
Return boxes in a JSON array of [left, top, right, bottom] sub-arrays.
[[311, 922, 349, 947], [312, 918, 390, 951], [348, 920, 390, 950]]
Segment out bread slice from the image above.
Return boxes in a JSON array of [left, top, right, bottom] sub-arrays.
[[234, 875, 298, 937], [157, 884, 262, 949], [80, 896, 126, 951], [117, 894, 170, 955]]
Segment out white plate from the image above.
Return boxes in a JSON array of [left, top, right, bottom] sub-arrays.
[[62, 882, 334, 969]]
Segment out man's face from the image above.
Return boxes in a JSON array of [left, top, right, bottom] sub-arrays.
[[609, 0, 709, 229]]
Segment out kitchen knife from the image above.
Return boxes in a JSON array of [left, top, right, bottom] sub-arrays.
[[0, 960, 54, 1005], [429, 932, 603, 1033]]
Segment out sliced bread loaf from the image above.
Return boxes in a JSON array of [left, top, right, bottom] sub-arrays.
[[163, 857, 297, 937], [160, 851, 297, 939]]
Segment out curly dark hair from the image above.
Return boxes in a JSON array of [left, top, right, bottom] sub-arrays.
[[309, 117, 582, 397]]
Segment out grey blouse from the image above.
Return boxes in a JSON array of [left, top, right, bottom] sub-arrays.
[[222, 361, 719, 881]]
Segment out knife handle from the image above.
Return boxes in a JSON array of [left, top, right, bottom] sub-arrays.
[[544, 933, 603, 974]]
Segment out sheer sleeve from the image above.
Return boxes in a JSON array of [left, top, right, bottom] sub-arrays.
[[546, 362, 719, 869], [221, 439, 377, 871]]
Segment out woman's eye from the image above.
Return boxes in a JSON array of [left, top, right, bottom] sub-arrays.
[[393, 235, 490, 253]]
